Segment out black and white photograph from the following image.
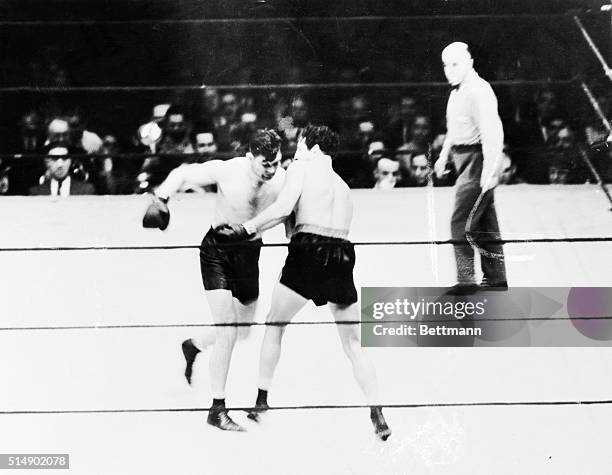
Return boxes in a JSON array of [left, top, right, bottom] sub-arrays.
[[1, 0, 612, 473]]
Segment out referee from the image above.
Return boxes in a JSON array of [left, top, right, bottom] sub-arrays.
[[434, 42, 508, 294]]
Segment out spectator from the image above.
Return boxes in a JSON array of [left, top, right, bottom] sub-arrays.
[[409, 154, 431, 187], [135, 104, 170, 153], [270, 93, 289, 127], [18, 112, 45, 153], [176, 129, 222, 194], [357, 120, 377, 148], [386, 96, 418, 148], [338, 119, 379, 161], [510, 88, 566, 182], [584, 122, 612, 182], [0, 161, 9, 195], [100, 135, 119, 156], [396, 151, 430, 187], [208, 93, 242, 151], [290, 96, 309, 128], [398, 114, 433, 157], [523, 89, 563, 143], [189, 129, 221, 193], [543, 117, 567, 147], [348, 95, 371, 123], [373, 157, 400, 190], [46, 118, 72, 146], [545, 126, 588, 184], [228, 122, 252, 155], [584, 122, 608, 148], [395, 146, 412, 186], [6, 112, 46, 194], [158, 105, 194, 154], [518, 116, 568, 184], [203, 89, 221, 118], [278, 96, 309, 153], [135, 106, 194, 192], [45, 116, 93, 182], [67, 112, 103, 154], [193, 130, 219, 160], [152, 104, 172, 123], [367, 140, 386, 161], [547, 156, 571, 184], [333, 136, 385, 189], [29, 143, 95, 196], [336, 95, 369, 143], [498, 152, 525, 185], [93, 135, 134, 195]]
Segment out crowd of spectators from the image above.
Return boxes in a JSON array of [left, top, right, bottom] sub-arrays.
[[0, 85, 610, 196]]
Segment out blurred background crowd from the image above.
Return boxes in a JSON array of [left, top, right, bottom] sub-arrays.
[[0, 0, 610, 195]]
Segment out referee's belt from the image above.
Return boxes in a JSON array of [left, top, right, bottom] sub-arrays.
[[450, 143, 482, 153]]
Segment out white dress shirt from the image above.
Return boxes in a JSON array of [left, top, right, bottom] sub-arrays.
[[50, 176, 71, 196]]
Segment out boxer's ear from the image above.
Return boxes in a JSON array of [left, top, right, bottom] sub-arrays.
[[246, 151, 254, 160]]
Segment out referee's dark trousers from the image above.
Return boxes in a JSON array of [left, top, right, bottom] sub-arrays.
[[450, 144, 507, 284]]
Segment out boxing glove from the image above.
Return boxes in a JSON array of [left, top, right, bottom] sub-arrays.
[[213, 223, 254, 242], [142, 194, 170, 230]]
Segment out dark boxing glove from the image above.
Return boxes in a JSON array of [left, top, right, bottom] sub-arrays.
[[142, 194, 170, 230], [212, 223, 255, 242]]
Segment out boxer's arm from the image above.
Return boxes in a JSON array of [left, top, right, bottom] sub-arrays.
[[243, 161, 305, 234], [155, 160, 223, 199], [473, 86, 504, 189]]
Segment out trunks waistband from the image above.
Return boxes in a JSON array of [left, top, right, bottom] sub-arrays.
[[450, 143, 482, 153], [293, 223, 349, 240]]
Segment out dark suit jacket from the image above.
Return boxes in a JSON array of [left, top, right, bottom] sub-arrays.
[[29, 179, 96, 196]]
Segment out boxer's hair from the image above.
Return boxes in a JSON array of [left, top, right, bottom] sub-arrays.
[[303, 125, 339, 157], [249, 129, 281, 161]]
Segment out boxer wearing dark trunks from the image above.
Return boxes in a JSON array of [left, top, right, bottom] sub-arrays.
[[216, 125, 391, 440]]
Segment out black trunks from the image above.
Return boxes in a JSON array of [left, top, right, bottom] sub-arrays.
[[199, 228, 262, 304], [280, 232, 357, 307]]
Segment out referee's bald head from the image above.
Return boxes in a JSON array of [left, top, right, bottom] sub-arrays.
[[441, 42, 472, 62], [441, 42, 474, 86]]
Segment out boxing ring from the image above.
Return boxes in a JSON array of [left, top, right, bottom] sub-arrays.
[[2, 2, 612, 472], [1, 186, 612, 474]]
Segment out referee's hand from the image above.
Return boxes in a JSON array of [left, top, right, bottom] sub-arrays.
[[480, 168, 501, 191]]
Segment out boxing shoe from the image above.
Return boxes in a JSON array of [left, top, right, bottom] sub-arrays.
[[370, 406, 392, 441], [246, 402, 270, 423], [181, 339, 201, 385], [207, 409, 246, 432]]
